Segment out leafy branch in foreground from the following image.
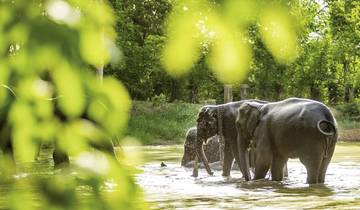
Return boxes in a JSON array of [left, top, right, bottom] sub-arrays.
[[0, 0, 147, 209]]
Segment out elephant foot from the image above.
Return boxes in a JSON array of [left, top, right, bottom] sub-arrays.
[[185, 161, 223, 170], [192, 170, 198, 177], [54, 161, 70, 169]]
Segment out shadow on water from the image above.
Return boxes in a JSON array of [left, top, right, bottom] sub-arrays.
[[137, 142, 360, 209], [237, 179, 335, 197], [1, 143, 359, 209]]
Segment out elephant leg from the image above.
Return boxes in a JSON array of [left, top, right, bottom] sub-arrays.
[[233, 148, 249, 179], [34, 143, 41, 161], [271, 154, 288, 181], [53, 147, 70, 169], [318, 144, 335, 183], [254, 139, 272, 180], [283, 163, 289, 177], [318, 158, 329, 183], [222, 142, 234, 176], [300, 156, 322, 184], [4, 140, 15, 166], [254, 157, 271, 180], [249, 147, 256, 170]]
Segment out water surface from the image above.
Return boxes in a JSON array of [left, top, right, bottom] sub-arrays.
[[137, 142, 360, 209]]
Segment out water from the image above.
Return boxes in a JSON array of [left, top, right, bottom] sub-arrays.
[[0, 144, 359, 209], [137, 142, 360, 209]]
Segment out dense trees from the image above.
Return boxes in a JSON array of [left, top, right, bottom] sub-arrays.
[[107, 0, 359, 104]]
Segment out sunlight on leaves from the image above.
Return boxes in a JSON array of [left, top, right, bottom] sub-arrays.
[[75, 152, 110, 175], [57, 120, 89, 156], [80, 28, 109, 67], [121, 137, 144, 166], [46, 0, 80, 26], [207, 19, 251, 84], [0, 66, 10, 105], [163, 0, 299, 84], [162, 15, 201, 77], [223, 0, 258, 26], [0, 0, 147, 209], [259, 6, 298, 63], [10, 102, 37, 162], [88, 77, 132, 135], [53, 63, 85, 118]]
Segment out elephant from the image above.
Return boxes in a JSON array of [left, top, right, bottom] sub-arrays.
[[194, 99, 268, 180], [236, 97, 338, 184], [52, 105, 117, 168], [0, 85, 116, 169], [181, 127, 220, 167]]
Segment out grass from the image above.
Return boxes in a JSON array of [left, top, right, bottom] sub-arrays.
[[330, 106, 360, 130], [337, 119, 360, 130], [126, 101, 201, 145]]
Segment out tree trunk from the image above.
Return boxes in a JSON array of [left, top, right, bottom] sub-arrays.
[[169, 79, 180, 102], [224, 85, 233, 103], [328, 82, 339, 104], [310, 84, 321, 101], [188, 77, 198, 103]]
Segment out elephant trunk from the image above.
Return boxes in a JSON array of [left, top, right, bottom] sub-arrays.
[[193, 136, 213, 176], [237, 136, 251, 181]]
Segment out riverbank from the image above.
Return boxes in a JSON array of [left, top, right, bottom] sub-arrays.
[[127, 101, 360, 145], [126, 101, 201, 145]]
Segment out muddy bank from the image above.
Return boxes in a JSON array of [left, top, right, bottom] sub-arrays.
[[339, 129, 360, 141]]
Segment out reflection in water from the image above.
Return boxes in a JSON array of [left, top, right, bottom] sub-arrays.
[[137, 143, 360, 209]]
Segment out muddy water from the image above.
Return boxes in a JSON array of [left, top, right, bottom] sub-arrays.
[[137, 142, 360, 209]]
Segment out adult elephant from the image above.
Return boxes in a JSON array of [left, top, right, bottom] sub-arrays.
[[0, 85, 116, 169], [194, 99, 267, 180], [52, 103, 117, 168], [236, 98, 338, 184]]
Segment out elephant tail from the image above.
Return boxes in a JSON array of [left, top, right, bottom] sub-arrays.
[[317, 120, 336, 136], [317, 120, 337, 158]]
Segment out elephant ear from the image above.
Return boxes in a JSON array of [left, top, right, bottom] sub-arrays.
[[238, 102, 262, 137], [197, 107, 208, 122], [197, 106, 217, 122]]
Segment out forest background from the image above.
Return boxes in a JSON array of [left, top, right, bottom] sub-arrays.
[[106, 0, 360, 144]]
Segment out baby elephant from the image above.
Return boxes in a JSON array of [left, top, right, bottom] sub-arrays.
[[181, 127, 220, 168], [182, 127, 287, 177]]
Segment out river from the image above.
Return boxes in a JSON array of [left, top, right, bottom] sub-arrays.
[[137, 142, 360, 209]]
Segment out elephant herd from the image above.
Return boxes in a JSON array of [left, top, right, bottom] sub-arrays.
[[182, 98, 338, 184]]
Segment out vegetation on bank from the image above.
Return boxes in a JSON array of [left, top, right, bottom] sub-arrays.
[[127, 101, 360, 145], [126, 101, 201, 145]]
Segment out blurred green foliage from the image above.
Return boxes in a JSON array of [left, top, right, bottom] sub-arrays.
[[107, 0, 359, 104], [0, 0, 146, 209]]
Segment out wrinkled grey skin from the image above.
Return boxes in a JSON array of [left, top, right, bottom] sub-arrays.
[[182, 127, 265, 173], [181, 127, 220, 167], [236, 98, 337, 184], [195, 99, 267, 180]]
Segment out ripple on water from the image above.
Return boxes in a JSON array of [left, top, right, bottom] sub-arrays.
[[137, 143, 360, 209]]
